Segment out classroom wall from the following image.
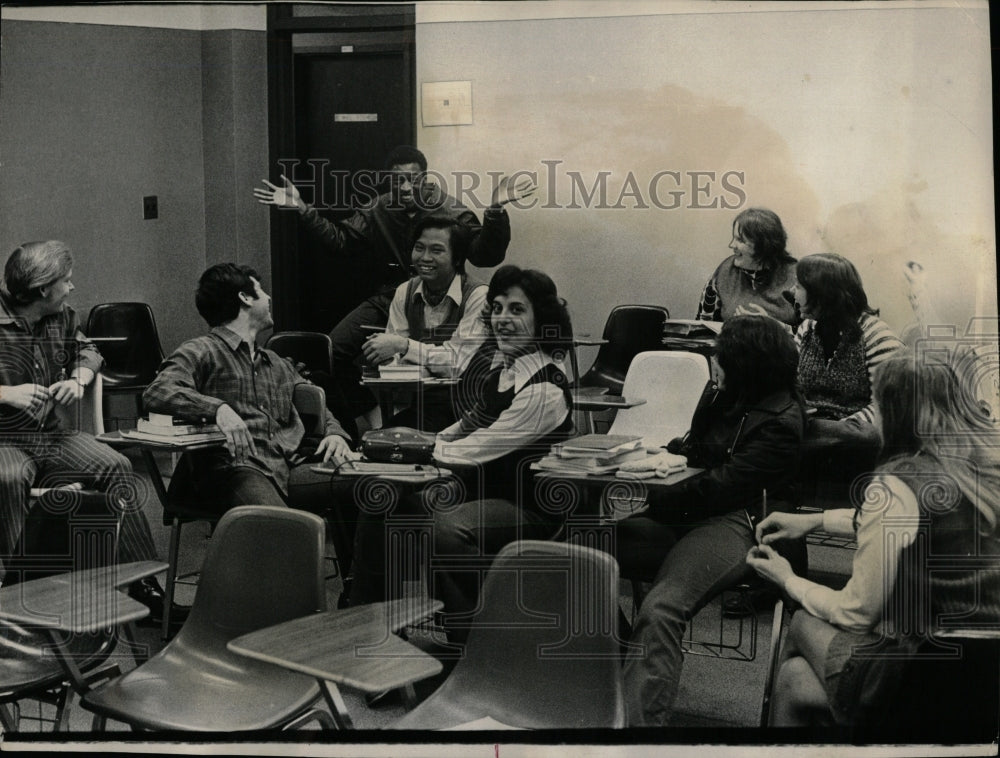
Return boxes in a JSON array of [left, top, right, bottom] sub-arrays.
[[0, 18, 269, 354], [415, 3, 996, 346]]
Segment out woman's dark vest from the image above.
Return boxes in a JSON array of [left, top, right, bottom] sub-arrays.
[[881, 456, 1000, 639], [460, 359, 574, 510], [797, 319, 869, 420]]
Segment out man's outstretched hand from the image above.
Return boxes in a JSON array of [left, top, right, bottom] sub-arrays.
[[253, 174, 304, 210], [490, 175, 537, 208]]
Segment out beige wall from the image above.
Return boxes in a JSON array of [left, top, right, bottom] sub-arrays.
[[0, 18, 268, 354], [416, 3, 996, 349]]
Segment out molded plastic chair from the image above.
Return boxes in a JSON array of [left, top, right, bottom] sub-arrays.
[[81, 505, 335, 731], [393, 540, 625, 730], [608, 350, 710, 449], [265, 331, 334, 376], [85, 303, 164, 391], [578, 305, 670, 396], [158, 384, 351, 638], [0, 488, 128, 732], [86, 303, 165, 427]]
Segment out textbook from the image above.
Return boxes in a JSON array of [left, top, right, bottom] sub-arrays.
[[534, 447, 648, 475], [378, 365, 431, 380], [136, 417, 220, 436], [553, 434, 644, 457]]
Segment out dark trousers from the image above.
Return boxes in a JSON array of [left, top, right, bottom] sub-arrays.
[[429, 499, 561, 639], [328, 292, 394, 420], [0, 432, 158, 580], [192, 464, 357, 580]]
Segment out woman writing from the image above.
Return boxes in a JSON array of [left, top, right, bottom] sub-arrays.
[[748, 349, 1000, 727]]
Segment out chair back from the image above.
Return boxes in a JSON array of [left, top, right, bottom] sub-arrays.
[[432, 540, 624, 728], [171, 506, 326, 652], [293, 383, 327, 439], [577, 305, 669, 394], [265, 331, 334, 375], [85, 303, 164, 388], [609, 350, 710, 448]]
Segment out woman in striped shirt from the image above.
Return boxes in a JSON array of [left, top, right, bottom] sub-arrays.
[[790, 253, 904, 480]]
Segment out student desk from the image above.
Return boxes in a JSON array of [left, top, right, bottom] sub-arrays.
[[96, 432, 223, 514], [227, 598, 443, 729], [532, 466, 704, 521], [0, 560, 167, 724]]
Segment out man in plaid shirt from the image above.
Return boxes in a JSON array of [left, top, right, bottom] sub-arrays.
[[143, 263, 357, 512]]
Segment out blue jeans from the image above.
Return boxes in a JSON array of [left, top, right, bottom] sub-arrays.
[[619, 509, 755, 726]]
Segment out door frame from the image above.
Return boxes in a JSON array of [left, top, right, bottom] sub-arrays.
[[266, 4, 416, 330]]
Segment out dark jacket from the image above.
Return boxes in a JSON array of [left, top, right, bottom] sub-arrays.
[[299, 186, 510, 296], [653, 382, 805, 520]]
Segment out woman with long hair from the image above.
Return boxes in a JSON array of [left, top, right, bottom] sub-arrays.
[[620, 315, 807, 725], [748, 348, 1000, 727], [792, 253, 904, 478], [696, 207, 799, 326]]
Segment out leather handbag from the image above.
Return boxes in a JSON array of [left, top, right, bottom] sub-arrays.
[[361, 427, 436, 464]]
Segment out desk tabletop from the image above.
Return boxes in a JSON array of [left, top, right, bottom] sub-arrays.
[[570, 395, 647, 411], [311, 461, 447, 483], [533, 466, 703, 488], [362, 377, 460, 388], [97, 430, 225, 451], [228, 598, 444, 694], [0, 561, 164, 633]]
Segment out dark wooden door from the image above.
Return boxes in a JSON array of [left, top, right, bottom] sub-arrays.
[[293, 51, 412, 333]]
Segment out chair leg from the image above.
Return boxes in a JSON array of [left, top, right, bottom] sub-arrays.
[[759, 598, 786, 728], [0, 702, 18, 732], [53, 687, 73, 732], [319, 680, 354, 729], [162, 518, 183, 640], [91, 712, 108, 731], [283, 706, 336, 730]]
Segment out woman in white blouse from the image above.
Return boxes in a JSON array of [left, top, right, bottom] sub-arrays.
[[747, 349, 1000, 727], [348, 266, 576, 618]]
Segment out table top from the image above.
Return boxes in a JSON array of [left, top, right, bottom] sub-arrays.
[[570, 395, 647, 411], [0, 561, 166, 633], [97, 430, 225, 451], [311, 461, 447, 483], [533, 466, 703, 488], [84, 336, 129, 343], [228, 598, 444, 694], [362, 376, 460, 388]]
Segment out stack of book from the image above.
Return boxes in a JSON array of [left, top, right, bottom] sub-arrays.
[[121, 413, 225, 445], [533, 434, 647, 475]]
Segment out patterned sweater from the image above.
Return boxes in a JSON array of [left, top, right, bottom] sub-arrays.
[[796, 312, 903, 424]]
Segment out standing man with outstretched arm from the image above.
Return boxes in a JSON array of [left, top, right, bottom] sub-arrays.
[[253, 145, 534, 433]]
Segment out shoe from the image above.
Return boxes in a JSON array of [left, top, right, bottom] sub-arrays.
[[722, 585, 779, 619], [128, 577, 191, 628]]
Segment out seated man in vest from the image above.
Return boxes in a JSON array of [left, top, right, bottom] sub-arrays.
[[0, 240, 178, 623], [361, 215, 490, 432], [142, 263, 357, 513]]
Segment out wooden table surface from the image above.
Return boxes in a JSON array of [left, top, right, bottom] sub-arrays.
[[0, 561, 166, 633], [228, 598, 444, 695]]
